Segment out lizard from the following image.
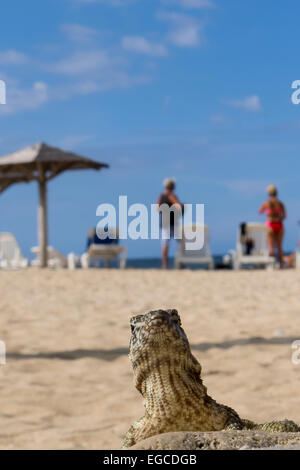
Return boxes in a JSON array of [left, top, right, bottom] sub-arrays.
[[122, 309, 300, 448]]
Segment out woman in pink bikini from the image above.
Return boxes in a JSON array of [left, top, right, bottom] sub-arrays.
[[259, 185, 286, 268]]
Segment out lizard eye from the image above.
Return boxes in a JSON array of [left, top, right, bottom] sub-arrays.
[[131, 324, 135, 333]]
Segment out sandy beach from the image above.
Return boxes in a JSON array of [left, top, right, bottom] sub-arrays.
[[0, 269, 299, 449]]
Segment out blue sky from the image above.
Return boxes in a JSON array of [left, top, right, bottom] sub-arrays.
[[0, 0, 300, 259]]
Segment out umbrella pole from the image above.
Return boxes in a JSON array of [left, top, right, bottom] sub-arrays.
[[38, 178, 48, 268]]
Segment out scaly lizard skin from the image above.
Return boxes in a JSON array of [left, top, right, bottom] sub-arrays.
[[122, 309, 300, 448]]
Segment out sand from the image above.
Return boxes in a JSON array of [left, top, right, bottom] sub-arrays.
[[0, 268, 299, 449]]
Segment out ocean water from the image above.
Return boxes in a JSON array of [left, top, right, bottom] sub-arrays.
[[91, 252, 291, 270], [126, 255, 226, 270]]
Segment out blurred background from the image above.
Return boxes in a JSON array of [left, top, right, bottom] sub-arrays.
[[0, 0, 299, 260]]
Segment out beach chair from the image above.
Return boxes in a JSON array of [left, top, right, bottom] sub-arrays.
[[31, 246, 69, 269], [174, 225, 214, 270], [81, 244, 127, 269], [81, 227, 127, 269], [232, 223, 275, 270], [0, 233, 28, 269]]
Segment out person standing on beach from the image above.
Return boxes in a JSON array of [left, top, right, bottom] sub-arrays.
[[157, 178, 184, 269], [259, 185, 286, 268]]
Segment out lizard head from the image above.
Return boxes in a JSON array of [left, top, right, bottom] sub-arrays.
[[129, 309, 202, 392], [129, 309, 187, 355]]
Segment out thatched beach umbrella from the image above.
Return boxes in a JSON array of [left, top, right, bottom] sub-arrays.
[[0, 172, 30, 192], [0, 142, 108, 267]]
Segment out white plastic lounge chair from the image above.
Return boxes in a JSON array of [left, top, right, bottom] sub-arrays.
[[174, 225, 214, 270], [231, 223, 275, 270], [81, 227, 127, 269], [0, 232, 28, 269], [31, 246, 69, 269], [81, 244, 127, 269]]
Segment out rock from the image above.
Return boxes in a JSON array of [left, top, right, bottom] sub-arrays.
[[129, 431, 300, 450]]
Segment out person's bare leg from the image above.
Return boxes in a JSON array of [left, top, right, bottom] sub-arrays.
[[267, 229, 275, 257], [283, 253, 295, 268], [162, 244, 168, 269], [277, 230, 284, 269]]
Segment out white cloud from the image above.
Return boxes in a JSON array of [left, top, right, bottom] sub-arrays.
[[0, 50, 28, 65], [211, 112, 228, 124], [48, 50, 125, 76], [73, 0, 136, 5], [0, 70, 148, 116], [226, 95, 262, 112], [179, 0, 215, 7], [0, 39, 151, 116], [58, 134, 94, 149], [162, 0, 215, 9], [122, 36, 168, 57], [159, 12, 203, 47], [61, 23, 98, 43], [53, 74, 148, 98], [46, 47, 149, 91], [223, 179, 270, 197], [0, 81, 48, 115]]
